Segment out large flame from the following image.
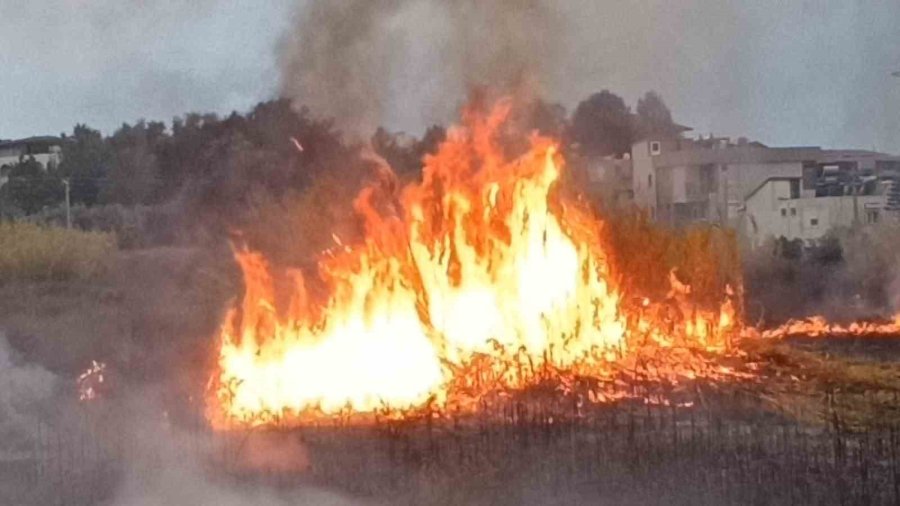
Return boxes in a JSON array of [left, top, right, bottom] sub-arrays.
[[207, 102, 740, 428]]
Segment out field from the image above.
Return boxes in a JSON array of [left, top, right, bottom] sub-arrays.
[[1, 230, 900, 505], [5, 335, 900, 505]]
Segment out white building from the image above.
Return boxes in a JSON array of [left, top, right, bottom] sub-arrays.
[[629, 133, 899, 247], [581, 154, 634, 209], [632, 136, 821, 227], [743, 176, 885, 248], [0, 136, 64, 187]]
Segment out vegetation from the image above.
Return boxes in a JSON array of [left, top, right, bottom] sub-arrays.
[[605, 210, 742, 308], [0, 222, 115, 282], [743, 221, 900, 325]]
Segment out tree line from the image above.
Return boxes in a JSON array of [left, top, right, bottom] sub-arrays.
[[2, 90, 679, 220]]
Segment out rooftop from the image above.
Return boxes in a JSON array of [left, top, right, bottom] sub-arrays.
[[0, 136, 64, 149], [652, 145, 824, 168]]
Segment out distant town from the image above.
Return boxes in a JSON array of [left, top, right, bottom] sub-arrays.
[[3, 119, 899, 251], [579, 128, 900, 248]]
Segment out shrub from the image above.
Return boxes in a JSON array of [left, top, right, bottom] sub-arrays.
[[26, 203, 179, 249], [0, 222, 116, 282], [604, 210, 742, 309]]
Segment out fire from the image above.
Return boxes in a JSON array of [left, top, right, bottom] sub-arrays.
[[762, 313, 900, 339], [77, 360, 107, 402], [207, 101, 740, 429]]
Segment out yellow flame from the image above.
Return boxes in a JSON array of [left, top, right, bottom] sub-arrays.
[[208, 102, 739, 428]]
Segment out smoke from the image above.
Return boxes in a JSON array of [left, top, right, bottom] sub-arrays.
[[278, 0, 900, 150], [0, 334, 57, 502], [743, 221, 900, 325], [107, 421, 362, 506], [278, 0, 565, 139], [0, 334, 55, 453]]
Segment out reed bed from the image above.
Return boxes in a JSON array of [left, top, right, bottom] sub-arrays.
[[0, 222, 115, 282]]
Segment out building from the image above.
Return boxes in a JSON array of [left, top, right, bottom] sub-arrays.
[[743, 176, 886, 248], [632, 135, 822, 227], [581, 154, 634, 209], [0, 136, 64, 187], [630, 132, 899, 246]]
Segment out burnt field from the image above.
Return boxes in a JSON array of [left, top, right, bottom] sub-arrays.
[[1, 246, 899, 505], [7, 337, 900, 506]]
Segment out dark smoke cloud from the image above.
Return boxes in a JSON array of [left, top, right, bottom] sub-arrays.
[[278, 0, 566, 138], [279, 0, 900, 151], [3, 1, 898, 149]]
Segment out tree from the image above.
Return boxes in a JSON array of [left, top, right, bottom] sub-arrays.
[[569, 91, 635, 156], [523, 99, 568, 138], [6, 157, 64, 214], [372, 125, 447, 178], [103, 121, 163, 205], [57, 124, 113, 206], [636, 91, 678, 137]]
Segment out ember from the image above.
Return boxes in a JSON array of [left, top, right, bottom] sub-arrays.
[[77, 360, 107, 402]]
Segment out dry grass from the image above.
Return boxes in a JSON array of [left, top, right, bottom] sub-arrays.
[[742, 337, 900, 429], [604, 211, 742, 308], [0, 222, 116, 282]]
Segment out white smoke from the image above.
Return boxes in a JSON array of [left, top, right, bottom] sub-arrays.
[[105, 390, 365, 506], [278, 0, 564, 139], [0, 334, 56, 456]]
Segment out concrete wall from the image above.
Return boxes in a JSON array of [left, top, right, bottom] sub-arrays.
[[744, 178, 884, 247], [583, 156, 633, 209], [631, 140, 657, 217], [0, 148, 62, 189], [0, 152, 60, 169], [728, 162, 802, 201]]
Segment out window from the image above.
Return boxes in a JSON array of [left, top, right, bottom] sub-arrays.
[[867, 210, 880, 224], [789, 179, 800, 199], [781, 209, 787, 217], [648, 174, 653, 188], [790, 208, 797, 216], [650, 141, 661, 155], [810, 218, 819, 227]]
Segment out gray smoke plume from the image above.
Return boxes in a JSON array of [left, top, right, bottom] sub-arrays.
[[0, 334, 56, 502], [278, 0, 566, 138], [0, 335, 55, 452]]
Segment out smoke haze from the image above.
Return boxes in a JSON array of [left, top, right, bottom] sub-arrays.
[[277, 0, 900, 149], [279, 0, 565, 139], [0, 335, 55, 452], [2, 1, 898, 150]]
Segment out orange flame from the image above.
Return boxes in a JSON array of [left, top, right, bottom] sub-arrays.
[[762, 313, 900, 339], [207, 101, 741, 429]]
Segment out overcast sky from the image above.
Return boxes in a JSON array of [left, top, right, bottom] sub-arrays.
[[1, 0, 898, 152]]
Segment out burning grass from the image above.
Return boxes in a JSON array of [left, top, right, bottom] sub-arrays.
[[206, 101, 743, 429]]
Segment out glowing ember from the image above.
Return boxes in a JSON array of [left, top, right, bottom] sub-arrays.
[[77, 360, 107, 402], [762, 313, 900, 339], [207, 101, 740, 429]]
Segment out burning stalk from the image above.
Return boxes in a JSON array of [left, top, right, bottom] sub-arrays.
[[203, 100, 748, 430]]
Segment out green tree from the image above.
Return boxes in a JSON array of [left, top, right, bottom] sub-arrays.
[[523, 99, 568, 138], [372, 125, 447, 178], [103, 121, 164, 205], [57, 124, 113, 206], [569, 91, 635, 156], [6, 157, 64, 214], [636, 91, 678, 137]]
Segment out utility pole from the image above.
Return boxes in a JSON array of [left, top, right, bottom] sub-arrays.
[[63, 178, 71, 229]]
